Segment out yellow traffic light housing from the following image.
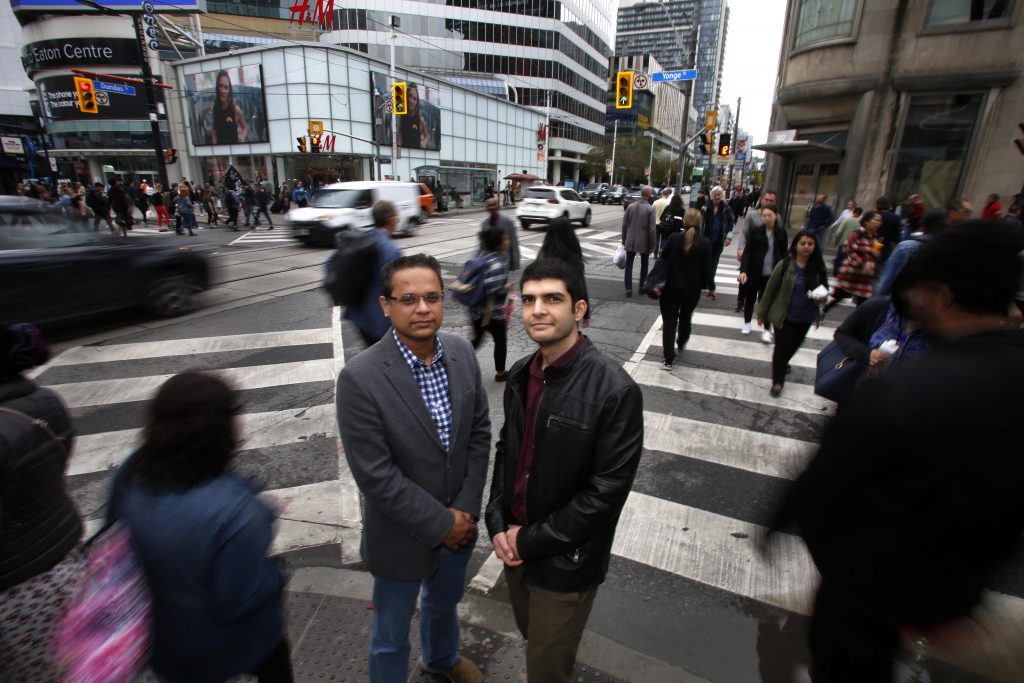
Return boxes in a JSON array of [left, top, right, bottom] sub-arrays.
[[615, 71, 632, 109], [74, 77, 98, 115], [310, 134, 321, 153], [717, 133, 732, 156], [297, 136, 308, 153], [392, 82, 408, 115]]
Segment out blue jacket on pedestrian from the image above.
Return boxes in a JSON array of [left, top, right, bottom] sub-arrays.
[[875, 234, 930, 297], [112, 466, 284, 683], [343, 227, 402, 342]]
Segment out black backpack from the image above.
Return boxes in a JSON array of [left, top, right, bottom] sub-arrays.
[[449, 255, 493, 307], [323, 231, 380, 306]]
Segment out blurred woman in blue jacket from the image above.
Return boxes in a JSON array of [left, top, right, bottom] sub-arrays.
[[111, 372, 291, 683]]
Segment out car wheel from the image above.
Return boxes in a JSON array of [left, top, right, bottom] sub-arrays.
[[147, 275, 202, 317], [581, 209, 591, 227]]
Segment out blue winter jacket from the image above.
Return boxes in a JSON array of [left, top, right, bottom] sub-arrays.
[[342, 227, 402, 341], [112, 467, 284, 682]]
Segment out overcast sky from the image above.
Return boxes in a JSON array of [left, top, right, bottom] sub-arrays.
[[715, 0, 787, 146]]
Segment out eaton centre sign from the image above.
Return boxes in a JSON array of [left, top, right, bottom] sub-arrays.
[[652, 69, 698, 83]]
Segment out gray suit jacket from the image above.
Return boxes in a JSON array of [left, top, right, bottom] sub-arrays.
[[336, 331, 491, 580]]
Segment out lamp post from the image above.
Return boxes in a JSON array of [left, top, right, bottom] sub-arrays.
[[635, 0, 700, 196]]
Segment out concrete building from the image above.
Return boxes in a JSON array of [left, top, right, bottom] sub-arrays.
[[760, 0, 1024, 231]]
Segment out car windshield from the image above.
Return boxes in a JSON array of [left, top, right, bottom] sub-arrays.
[[311, 189, 373, 209], [583, 184, 602, 191], [0, 213, 100, 249], [524, 188, 555, 199]]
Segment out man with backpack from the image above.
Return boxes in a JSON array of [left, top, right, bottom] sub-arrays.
[[329, 201, 402, 346]]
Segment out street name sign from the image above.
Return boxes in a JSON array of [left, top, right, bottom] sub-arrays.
[[652, 69, 697, 83], [94, 81, 136, 96]]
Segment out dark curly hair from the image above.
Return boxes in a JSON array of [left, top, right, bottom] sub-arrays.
[[132, 372, 241, 491], [0, 323, 50, 380]]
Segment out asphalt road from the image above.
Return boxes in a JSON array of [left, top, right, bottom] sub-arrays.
[[39, 203, 1023, 682]]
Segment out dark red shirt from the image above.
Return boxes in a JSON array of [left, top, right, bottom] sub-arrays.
[[510, 335, 586, 524]]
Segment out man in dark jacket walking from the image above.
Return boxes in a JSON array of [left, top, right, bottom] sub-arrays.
[[702, 185, 734, 277], [769, 220, 1024, 683], [486, 258, 643, 683], [108, 179, 132, 236], [86, 182, 113, 232], [254, 184, 273, 229]]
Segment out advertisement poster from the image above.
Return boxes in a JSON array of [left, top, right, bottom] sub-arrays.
[[186, 65, 268, 146], [370, 72, 441, 152]]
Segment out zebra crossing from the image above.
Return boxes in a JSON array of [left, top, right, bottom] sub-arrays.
[[518, 227, 622, 261], [229, 227, 296, 245]]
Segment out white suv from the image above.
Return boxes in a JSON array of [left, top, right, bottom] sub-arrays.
[[516, 186, 592, 229]]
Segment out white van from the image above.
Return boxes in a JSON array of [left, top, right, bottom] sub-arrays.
[[287, 181, 424, 246]]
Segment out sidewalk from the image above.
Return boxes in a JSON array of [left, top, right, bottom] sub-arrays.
[[280, 565, 711, 683]]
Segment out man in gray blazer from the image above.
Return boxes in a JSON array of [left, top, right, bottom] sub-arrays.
[[336, 253, 490, 683]]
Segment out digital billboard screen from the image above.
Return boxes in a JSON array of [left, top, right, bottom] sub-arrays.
[[186, 65, 268, 146], [370, 72, 441, 152]]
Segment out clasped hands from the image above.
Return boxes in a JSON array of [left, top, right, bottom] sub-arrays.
[[491, 525, 524, 568], [443, 507, 476, 551]]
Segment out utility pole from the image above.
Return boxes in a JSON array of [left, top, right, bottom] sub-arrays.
[[610, 118, 619, 186], [132, 14, 168, 188], [543, 90, 551, 180], [647, 135, 654, 186], [727, 96, 741, 195], [389, 15, 399, 179]]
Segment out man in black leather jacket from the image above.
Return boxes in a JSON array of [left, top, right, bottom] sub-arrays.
[[485, 258, 643, 683]]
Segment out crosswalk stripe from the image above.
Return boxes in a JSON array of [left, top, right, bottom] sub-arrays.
[[50, 359, 334, 408], [586, 230, 620, 240], [691, 311, 836, 341], [574, 229, 595, 238], [50, 329, 332, 366], [642, 409, 817, 480], [520, 246, 537, 260], [69, 403, 337, 476], [627, 361, 833, 415], [578, 242, 618, 257], [648, 331, 820, 369]]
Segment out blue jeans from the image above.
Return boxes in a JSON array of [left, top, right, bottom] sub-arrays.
[[369, 547, 471, 683], [625, 251, 649, 292]]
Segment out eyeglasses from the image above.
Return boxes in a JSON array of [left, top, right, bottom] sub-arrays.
[[387, 293, 444, 306]]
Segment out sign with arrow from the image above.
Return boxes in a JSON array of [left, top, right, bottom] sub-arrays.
[[633, 72, 650, 90]]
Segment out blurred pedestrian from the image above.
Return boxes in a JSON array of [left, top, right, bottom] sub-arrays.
[[225, 186, 241, 229], [479, 197, 519, 272], [982, 193, 1002, 220], [342, 201, 402, 346], [946, 197, 972, 223], [830, 206, 863, 275], [485, 258, 643, 683], [757, 230, 829, 397], [621, 185, 656, 296], [136, 184, 150, 226], [470, 225, 511, 381], [804, 193, 833, 240], [108, 178, 133, 236], [703, 186, 734, 276], [175, 186, 197, 237], [254, 183, 273, 229], [243, 183, 256, 228], [290, 181, 309, 208], [336, 253, 490, 683], [770, 220, 1024, 683], [86, 181, 113, 232], [875, 196, 901, 261], [658, 208, 716, 369], [0, 323, 82, 681], [823, 210, 883, 312], [739, 204, 789, 342], [204, 185, 220, 227], [153, 183, 170, 229], [657, 193, 686, 254], [875, 207, 947, 297], [110, 372, 292, 683]]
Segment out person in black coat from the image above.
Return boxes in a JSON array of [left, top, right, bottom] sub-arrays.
[[739, 205, 789, 339], [658, 208, 716, 369], [768, 220, 1024, 683], [833, 295, 890, 368]]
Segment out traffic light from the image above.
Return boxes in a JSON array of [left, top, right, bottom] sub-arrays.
[[392, 82, 408, 115], [297, 136, 307, 153], [717, 133, 732, 156], [615, 71, 632, 109], [74, 77, 98, 115], [165, 148, 177, 164], [699, 133, 714, 156], [310, 134, 321, 153]]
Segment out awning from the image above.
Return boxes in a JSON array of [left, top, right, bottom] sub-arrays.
[[753, 140, 843, 156]]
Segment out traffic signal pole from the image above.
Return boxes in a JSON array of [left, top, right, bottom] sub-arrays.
[[727, 96, 741, 195], [675, 14, 700, 196], [132, 14, 168, 188]]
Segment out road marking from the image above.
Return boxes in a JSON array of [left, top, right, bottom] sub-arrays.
[[229, 229, 294, 245], [691, 311, 836, 341], [333, 306, 363, 548], [587, 231, 621, 240], [49, 328, 332, 366], [50, 359, 334, 408], [578, 242, 619, 257], [69, 403, 337, 476], [519, 246, 537, 260]]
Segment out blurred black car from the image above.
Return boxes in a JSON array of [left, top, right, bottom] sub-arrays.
[[601, 185, 627, 204], [580, 183, 610, 203], [622, 187, 646, 210], [0, 197, 210, 326]]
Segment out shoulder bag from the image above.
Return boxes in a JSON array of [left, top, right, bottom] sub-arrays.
[[813, 340, 862, 403]]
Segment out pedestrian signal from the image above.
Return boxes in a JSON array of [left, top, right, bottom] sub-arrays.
[[392, 82, 408, 115], [699, 133, 714, 156], [297, 136, 308, 153], [615, 72, 632, 109], [310, 134, 321, 153], [74, 77, 98, 115], [717, 133, 731, 157]]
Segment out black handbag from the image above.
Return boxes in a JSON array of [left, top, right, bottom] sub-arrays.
[[645, 257, 669, 299], [814, 340, 862, 402]]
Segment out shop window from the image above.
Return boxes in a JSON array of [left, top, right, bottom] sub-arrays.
[[792, 0, 859, 51], [889, 93, 983, 210], [925, 0, 1012, 28]]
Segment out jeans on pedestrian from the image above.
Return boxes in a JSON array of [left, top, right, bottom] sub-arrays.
[[772, 319, 811, 385], [471, 317, 507, 372], [369, 547, 471, 683], [254, 206, 273, 226], [180, 213, 196, 234], [742, 273, 769, 324], [659, 288, 701, 364], [624, 251, 649, 292], [710, 241, 725, 280]]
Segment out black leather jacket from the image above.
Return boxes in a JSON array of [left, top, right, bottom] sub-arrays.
[[485, 337, 644, 592]]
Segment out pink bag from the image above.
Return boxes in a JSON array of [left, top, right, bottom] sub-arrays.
[[55, 522, 152, 683]]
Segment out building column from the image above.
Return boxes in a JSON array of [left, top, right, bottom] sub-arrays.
[[551, 154, 561, 185], [839, 89, 876, 207]]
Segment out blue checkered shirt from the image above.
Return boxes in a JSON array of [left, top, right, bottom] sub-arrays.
[[392, 329, 452, 452]]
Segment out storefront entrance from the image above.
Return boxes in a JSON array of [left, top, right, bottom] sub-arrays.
[[785, 162, 840, 232]]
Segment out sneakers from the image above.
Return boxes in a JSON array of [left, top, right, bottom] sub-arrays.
[[418, 656, 483, 683], [741, 323, 751, 335], [760, 329, 774, 344], [663, 361, 673, 371]]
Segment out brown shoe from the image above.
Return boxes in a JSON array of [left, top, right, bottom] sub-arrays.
[[418, 655, 483, 683]]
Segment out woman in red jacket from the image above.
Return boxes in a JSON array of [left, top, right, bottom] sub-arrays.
[[824, 210, 883, 312]]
